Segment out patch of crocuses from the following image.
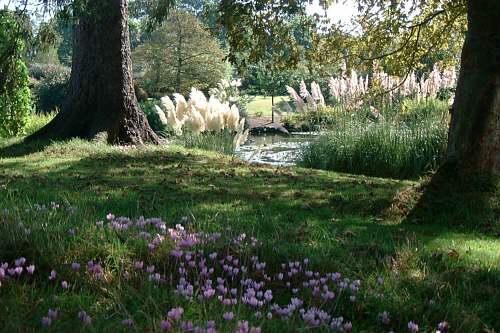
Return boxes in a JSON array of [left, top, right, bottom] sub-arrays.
[[0, 207, 451, 332]]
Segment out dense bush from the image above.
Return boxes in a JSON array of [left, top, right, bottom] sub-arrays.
[[0, 10, 32, 137], [30, 64, 70, 114]]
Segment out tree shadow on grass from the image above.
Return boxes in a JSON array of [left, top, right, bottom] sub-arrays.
[[1, 146, 499, 331], [0, 139, 54, 158], [401, 163, 499, 235]]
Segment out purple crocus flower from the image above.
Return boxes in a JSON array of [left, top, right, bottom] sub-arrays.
[[134, 261, 144, 270], [160, 320, 172, 331], [61, 281, 69, 289], [41, 316, 52, 327], [223, 312, 234, 320], [27, 265, 35, 275], [78, 311, 92, 326], [167, 307, 184, 321], [408, 321, 419, 332], [122, 318, 134, 327], [49, 270, 56, 281], [71, 262, 81, 271], [379, 311, 390, 324], [438, 321, 449, 332], [48, 309, 58, 320], [15, 257, 26, 267]]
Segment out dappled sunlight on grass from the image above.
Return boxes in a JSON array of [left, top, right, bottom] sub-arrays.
[[0, 139, 498, 332]]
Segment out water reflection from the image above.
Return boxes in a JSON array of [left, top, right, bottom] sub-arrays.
[[235, 133, 314, 166]]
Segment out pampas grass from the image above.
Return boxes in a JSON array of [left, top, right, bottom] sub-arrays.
[[155, 87, 249, 154]]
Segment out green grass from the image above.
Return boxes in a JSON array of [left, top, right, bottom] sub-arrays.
[[246, 95, 291, 116], [0, 138, 498, 332]]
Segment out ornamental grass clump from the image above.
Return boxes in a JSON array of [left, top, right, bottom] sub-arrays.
[[155, 87, 249, 154]]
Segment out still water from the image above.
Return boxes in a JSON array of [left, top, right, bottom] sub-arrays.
[[235, 133, 315, 166]]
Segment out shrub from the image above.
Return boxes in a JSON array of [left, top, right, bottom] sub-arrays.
[[31, 64, 70, 114], [0, 10, 32, 137], [301, 118, 449, 179], [0, 61, 31, 137]]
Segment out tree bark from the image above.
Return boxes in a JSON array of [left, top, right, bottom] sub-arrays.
[[447, 0, 499, 173], [29, 0, 159, 145]]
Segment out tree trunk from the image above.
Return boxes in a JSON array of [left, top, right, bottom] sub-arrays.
[[29, 0, 159, 145], [447, 0, 499, 173]]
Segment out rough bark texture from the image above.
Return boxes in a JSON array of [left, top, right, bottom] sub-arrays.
[[29, 0, 159, 145], [447, 0, 499, 173]]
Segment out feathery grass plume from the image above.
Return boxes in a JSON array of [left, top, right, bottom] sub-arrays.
[[184, 106, 206, 134], [227, 105, 241, 131], [154, 105, 169, 126], [234, 128, 250, 148], [310, 82, 325, 106], [160, 96, 176, 115], [299, 80, 316, 109], [173, 93, 189, 120], [189, 88, 209, 121], [206, 109, 225, 132], [286, 86, 305, 113]]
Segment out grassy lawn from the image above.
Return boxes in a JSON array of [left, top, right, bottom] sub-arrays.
[[0, 138, 498, 332], [246, 95, 291, 117]]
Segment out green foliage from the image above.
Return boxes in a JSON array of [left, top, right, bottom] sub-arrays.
[[301, 113, 449, 179], [139, 99, 169, 135], [31, 64, 70, 114], [0, 10, 32, 137], [132, 10, 227, 96], [176, 129, 237, 155], [24, 111, 57, 136]]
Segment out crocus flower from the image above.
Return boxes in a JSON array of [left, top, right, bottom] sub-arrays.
[[61, 281, 69, 289], [134, 261, 144, 270], [223, 312, 234, 320], [122, 318, 134, 327], [48, 309, 58, 320], [71, 262, 81, 271], [15, 257, 26, 267], [408, 321, 419, 332], [41, 316, 52, 327], [167, 307, 184, 321], [78, 311, 92, 326], [49, 270, 56, 281], [160, 320, 172, 331], [27, 265, 35, 274]]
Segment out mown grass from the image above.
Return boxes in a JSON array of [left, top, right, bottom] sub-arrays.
[[0, 138, 498, 332], [246, 96, 291, 116]]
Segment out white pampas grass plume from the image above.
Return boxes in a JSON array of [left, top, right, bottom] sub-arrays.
[[226, 104, 240, 131], [310, 81, 325, 106], [160, 95, 175, 115], [206, 110, 224, 132], [233, 128, 249, 148], [184, 106, 206, 134], [286, 85, 305, 112], [189, 88, 209, 120], [154, 105, 168, 125], [173, 93, 189, 120]]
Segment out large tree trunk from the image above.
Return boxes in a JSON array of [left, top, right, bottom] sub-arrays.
[[29, 0, 159, 145], [447, 0, 499, 173]]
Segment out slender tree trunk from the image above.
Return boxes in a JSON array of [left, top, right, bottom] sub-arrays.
[[447, 0, 499, 173], [29, 0, 159, 144]]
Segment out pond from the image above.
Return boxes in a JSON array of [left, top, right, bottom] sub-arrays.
[[235, 133, 315, 166]]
